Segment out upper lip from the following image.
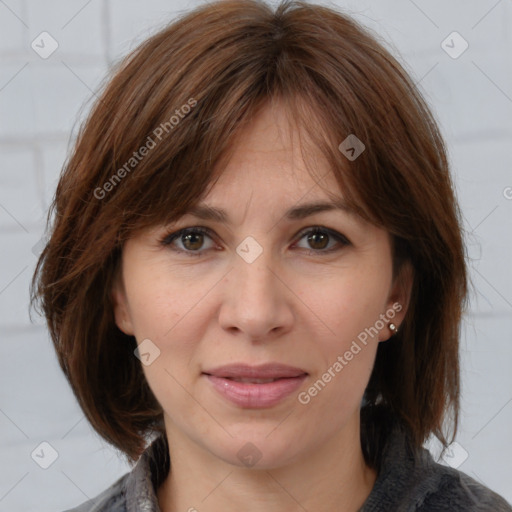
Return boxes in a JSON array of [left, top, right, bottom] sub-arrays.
[[203, 363, 308, 379]]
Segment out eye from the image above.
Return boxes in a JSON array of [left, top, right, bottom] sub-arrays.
[[159, 225, 351, 257], [294, 226, 350, 254], [159, 227, 216, 256]]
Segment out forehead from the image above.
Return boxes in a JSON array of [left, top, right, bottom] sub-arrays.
[[203, 101, 342, 205]]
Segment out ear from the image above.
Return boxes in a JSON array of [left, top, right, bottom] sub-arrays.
[[380, 260, 413, 342], [111, 273, 135, 336]]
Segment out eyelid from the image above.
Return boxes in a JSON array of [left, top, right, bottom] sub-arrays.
[[294, 225, 351, 245], [160, 226, 214, 246]]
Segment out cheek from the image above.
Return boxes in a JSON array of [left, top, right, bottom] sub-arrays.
[[299, 280, 383, 410], [123, 263, 220, 375], [125, 274, 207, 416], [299, 264, 391, 346], [292, 263, 390, 408], [123, 260, 202, 341]]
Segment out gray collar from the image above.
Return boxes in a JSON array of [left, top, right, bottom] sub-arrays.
[[125, 435, 169, 512]]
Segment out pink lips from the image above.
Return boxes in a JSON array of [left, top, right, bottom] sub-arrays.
[[203, 363, 308, 408]]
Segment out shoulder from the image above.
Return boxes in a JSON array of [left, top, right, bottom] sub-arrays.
[[414, 463, 512, 512], [364, 452, 512, 511], [360, 406, 512, 512], [61, 435, 169, 512]]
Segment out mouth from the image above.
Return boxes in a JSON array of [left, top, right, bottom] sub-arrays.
[[202, 363, 308, 408], [202, 362, 308, 380]]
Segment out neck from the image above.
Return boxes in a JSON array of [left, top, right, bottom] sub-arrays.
[[157, 413, 377, 512]]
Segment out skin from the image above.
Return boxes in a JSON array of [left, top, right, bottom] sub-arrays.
[[112, 101, 412, 512]]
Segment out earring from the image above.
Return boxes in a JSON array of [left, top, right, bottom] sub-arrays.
[[389, 323, 399, 335]]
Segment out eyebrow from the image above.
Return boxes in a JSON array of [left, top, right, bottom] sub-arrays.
[[186, 199, 356, 224]]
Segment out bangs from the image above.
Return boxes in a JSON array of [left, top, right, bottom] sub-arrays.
[[101, 85, 373, 245]]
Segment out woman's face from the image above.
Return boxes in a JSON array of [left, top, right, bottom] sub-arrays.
[[113, 102, 409, 469]]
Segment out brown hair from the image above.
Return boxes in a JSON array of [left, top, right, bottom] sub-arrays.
[[31, 0, 468, 463]]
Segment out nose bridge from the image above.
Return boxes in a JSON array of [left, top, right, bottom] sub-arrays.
[[218, 238, 293, 339], [234, 240, 279, 310], [236, 246, 274, 296]]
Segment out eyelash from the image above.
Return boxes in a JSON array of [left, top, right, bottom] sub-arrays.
[[159, 226, 351, 257]]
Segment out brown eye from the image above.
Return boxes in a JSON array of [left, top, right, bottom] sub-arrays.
[[307, 231, 329, 250], [160, 227, 216, 256], [182, 232, 204, 251], [295, 227, 350, 254]]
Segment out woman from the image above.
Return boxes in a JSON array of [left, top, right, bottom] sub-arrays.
[[32, 0, 512, 510]]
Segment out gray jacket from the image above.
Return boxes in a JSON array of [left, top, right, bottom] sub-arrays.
[[65, 417, 512, 512]]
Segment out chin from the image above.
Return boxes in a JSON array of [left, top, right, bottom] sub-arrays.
[[205, 426, 306, 470]]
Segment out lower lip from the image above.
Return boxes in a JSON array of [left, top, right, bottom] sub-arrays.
[[205, 374, 307, 408]]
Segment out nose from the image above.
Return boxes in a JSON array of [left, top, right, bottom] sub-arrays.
[[218, 248, 294, 341]]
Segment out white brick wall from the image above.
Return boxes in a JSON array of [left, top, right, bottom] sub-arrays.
[[0, 1, 511, 510]]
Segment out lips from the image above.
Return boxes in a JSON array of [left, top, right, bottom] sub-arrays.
[[203, 363, 308, 408], [203, 363, 308, 380]]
